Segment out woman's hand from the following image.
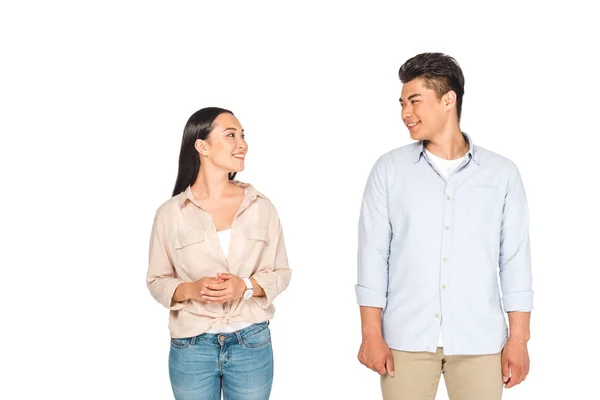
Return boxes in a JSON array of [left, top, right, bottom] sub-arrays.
[[173, 277, 223, 303], [200, 273, 246, 303]]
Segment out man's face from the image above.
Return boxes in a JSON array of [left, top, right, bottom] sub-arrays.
[[400, 78, 450, 141]]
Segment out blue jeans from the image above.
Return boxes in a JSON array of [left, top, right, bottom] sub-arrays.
[[169, 321, 273, 400]]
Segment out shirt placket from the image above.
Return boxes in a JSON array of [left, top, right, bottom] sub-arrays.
[[438, 156, 471, 353], [227, 191, 259, 263], [439, 178, 454, 352], [221, 191, 259, 317]]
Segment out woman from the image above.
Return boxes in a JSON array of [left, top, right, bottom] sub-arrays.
[[147, 107, 292, 400]]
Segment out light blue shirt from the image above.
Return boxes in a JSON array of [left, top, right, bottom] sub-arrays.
[[356, 134, 533, 355]]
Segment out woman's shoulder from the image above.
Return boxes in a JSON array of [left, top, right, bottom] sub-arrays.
[[232, 180, 266, 200], [154, 191, 187, 218], [234, 180, 280, 211]]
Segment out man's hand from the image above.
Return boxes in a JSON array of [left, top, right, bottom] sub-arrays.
[[358, 334, 395, 377], [501, 337, 530, 388], [200, 272, 246, 303]]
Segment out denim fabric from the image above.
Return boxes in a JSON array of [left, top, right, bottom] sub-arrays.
[[169, 321, 273, 400]]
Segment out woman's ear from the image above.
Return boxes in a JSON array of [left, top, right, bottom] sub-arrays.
[[195, 139, 208, 156]]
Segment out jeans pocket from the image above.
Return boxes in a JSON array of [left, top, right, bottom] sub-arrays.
[[170, 337, 192, 350], [241, 325, 271, 349]]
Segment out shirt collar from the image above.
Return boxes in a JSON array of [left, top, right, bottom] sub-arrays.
[[413, 132, 480, 165], [178, 180, 266, 208]]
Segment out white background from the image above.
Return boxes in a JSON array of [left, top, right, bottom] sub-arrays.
[[1, 1, 599, 399]]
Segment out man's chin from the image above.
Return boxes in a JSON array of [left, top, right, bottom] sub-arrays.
[[409, 132, 424, 141]]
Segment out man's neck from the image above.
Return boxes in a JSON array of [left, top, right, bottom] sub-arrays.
[[424, 128, 468, 160]]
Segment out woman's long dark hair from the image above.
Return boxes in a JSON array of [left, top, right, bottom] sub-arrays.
[[172, 107, 236, 197]]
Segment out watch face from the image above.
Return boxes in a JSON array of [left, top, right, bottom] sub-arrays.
[[243, 289, 253, 299]]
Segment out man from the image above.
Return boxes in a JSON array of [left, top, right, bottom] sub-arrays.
[[356, 53, 533, 400]]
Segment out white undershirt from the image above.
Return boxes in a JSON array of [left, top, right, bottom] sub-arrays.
[[217, 229, 231, 257], [204, 227, 254, 334], [425, 148, 466, 181], [424, 148, 467, 347]]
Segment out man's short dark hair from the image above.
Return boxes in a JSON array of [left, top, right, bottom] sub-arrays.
[[399, 53, 465, 121]]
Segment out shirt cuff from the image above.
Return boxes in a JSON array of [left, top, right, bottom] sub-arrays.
[[166, 280, 188, 311], [355, 285, 387, 309], [502, 291, 534, 312], [250, 274, 275, 309]]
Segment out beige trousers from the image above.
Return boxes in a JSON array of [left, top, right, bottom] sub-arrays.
[[381, 348, 503, 400]]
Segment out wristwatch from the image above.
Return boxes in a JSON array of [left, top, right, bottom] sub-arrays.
[[241, 277, 254, 300]]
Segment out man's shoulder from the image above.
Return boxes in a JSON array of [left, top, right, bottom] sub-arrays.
[[474, 144, 516, 168], [375, 142, 419, 165]]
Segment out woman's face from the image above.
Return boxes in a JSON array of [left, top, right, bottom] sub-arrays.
[[197, 112, 247, 173]]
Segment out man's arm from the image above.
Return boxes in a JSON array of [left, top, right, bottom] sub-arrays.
[[499, 161, 533, 388], [356, 158, 394, 376], [503, 311, 531, 387], [507, 311, 531, 342], [358, 306, 394, 376], [356, 158, 391, 310]]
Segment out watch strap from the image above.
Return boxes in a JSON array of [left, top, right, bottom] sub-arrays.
[[242, 277, 253, 290]]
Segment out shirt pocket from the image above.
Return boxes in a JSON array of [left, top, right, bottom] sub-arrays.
[[246, 228, 269, 244], [458, 185, 504, 228], [174, 230, 207, 263], [241, 228, 269, 259]]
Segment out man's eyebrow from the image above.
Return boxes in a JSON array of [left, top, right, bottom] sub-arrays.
[[399, 93, 422, 102]]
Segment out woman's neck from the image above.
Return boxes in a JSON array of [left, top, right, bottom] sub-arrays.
[[191, 167, 233, 200]]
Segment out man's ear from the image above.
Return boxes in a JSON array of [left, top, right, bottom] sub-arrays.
[[445, 91, 456, 106]]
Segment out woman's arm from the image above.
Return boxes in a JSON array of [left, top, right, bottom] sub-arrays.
[[146, 209, 188, 310]]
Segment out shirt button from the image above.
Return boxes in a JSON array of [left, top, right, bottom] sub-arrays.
[[443, 257, 448, 262], [444, 226, 450, 231], [442, 285, 447, 289], [446, 195, 451, 200], [435, 314, 440, 318]]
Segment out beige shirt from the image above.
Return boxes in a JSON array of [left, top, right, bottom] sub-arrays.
[[147, 181, 291, 338]]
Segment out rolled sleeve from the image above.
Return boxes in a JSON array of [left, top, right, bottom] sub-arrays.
[[499, 161, 534, 312], [251, 208, 291, 309], [502, 291, 534, 312], [356, 157, 391, 309], [355, 285, 387, 309], [146, 209, 188, 310]]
